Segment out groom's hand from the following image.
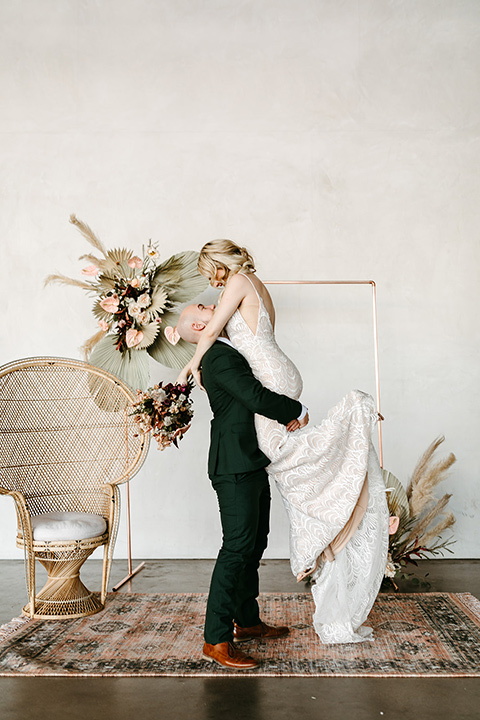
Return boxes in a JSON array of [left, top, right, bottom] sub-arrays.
[[286, 418, 300, 432], [298, 412, 309, 429], [286, 412, 309, 432]]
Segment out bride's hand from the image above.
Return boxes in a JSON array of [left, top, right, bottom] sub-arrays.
[[191, 365, 205, 391], [175, 365, 191, 386]]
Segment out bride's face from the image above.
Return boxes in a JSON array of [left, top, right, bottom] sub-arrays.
[[212, 266, 227, 288]]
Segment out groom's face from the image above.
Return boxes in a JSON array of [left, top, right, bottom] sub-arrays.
[[178, 303, 216, 343], [194, 303, 215, 326]]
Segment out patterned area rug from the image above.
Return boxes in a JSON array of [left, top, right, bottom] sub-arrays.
[[1, 592, 480, 677]]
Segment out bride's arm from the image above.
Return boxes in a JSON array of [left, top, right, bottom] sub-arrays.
[[176, 274, 249, 386]]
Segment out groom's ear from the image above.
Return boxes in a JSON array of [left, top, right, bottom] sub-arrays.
[[192, 322, 206, 331]]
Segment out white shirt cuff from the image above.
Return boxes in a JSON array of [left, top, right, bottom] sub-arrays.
[[298, 405, 308, 421]]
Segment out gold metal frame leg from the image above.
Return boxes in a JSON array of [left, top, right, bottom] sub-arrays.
[[112, 481, 145, 592], [112, 561, 146, 592]]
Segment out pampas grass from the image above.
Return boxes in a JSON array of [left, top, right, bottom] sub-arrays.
[[80, 328, 108, 359], [403, 493, 452, 548], [385, 436, 456, 585], [69, 214, 107, 256], [407, 436, 456, 517], [44, 273, 92, 290]]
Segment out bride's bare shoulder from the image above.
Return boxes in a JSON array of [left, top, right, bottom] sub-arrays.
[[224, 272, 253, 294]]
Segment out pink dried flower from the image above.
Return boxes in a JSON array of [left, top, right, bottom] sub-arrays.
[[128, 256, 143, 269], [98, 320, 109, 331], [128, 302, 143, 318], [82, 264, 100, 276], [130, 278, 141, 288], [125, 328, 144, 348], [100, 293, 120, 313], [137, 292, 151, 308], [389, 516, 400, 535]]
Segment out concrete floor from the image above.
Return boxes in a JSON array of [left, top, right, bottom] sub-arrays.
[[1, 558, 480, 720]]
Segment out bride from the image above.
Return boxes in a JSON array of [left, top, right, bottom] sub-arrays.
[[176, 240, 388, 644]]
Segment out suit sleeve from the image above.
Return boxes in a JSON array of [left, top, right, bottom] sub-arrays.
[[207, 349, 302, 425]]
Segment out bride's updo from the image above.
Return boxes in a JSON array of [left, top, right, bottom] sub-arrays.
[[198, 240, 256, 284]]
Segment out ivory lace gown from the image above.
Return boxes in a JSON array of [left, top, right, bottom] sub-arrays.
[[226, 281, 389, 644]]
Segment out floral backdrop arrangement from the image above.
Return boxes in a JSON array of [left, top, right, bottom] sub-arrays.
[[131, 381, 194, 450], [45, 215, 208, 390], [383, 436, 456, 588]]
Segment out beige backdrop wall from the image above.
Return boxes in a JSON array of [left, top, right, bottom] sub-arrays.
[[1, 0, 479, 560]]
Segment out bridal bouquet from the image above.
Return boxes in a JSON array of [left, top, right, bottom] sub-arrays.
[[383, 436, 456, 588], [130, 381, 194, 450], [45, 215, 208, 389]]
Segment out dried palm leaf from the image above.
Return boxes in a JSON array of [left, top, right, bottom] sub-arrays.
[[382, 470, 410, 528], [92, 298, 114, 322], [100, 248, 135, 279], [135, 321, 161, 349], [81, 328, 108, 359], [146, 286, 169, 319], [147, 310, 196, 369], [106, 248, 135, 266], [70, 214, 107, 256], [44, 273, 92, 290], [94, 273, 118, 291], [152, 252, 190, 282], [89, 334, 150, 390], [152, 251, 208, 303]]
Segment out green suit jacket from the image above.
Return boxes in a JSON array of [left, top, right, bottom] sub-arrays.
[[201, 340, 302, 476]]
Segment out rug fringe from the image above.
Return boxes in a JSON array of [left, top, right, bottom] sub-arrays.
[[0, 616, 32, 642]]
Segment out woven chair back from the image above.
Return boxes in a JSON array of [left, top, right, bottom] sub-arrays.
[[0, 357, 149, 517]]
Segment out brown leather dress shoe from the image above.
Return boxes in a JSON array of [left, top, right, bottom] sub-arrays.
[[202, 641, 258, 670], [233, 620, 289, 643]]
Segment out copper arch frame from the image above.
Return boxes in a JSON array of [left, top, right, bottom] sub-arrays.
[[264, 279, 383, 467], [114, 278, 384, 591]]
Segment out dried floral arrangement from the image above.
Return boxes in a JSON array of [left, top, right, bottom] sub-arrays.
[[45, 216, 208, 389], [130, 381, 194, 450], [384, 436, 456, 588]]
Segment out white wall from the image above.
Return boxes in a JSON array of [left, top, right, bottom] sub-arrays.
[[1, 0, 479, 560]]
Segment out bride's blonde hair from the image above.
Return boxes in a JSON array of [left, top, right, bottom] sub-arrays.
[[198, 240, 256, 283]]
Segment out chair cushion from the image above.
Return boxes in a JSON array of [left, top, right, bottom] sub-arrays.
[[31, 512, 107, 542]]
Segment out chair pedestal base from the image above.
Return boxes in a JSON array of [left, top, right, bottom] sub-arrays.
[[23, 541, 106, 620]]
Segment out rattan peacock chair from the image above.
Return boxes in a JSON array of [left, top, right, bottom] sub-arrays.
[[0, 357, 149, 619]]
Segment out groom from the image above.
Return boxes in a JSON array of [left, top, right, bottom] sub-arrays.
[[176, 303, 308, 670]]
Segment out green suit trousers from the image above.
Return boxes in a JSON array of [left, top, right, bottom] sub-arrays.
[[203, 467, 271, 645]]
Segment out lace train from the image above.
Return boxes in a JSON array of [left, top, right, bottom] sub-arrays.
[[310, 444, 388, 643]]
